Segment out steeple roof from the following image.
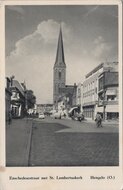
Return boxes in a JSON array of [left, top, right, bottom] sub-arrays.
[[54, 26, 66, 67]]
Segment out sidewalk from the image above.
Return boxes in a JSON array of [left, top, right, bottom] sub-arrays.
[[6, 118, 33, 166]]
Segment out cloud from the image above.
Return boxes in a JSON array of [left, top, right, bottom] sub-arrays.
[[37, 20, 59, 43], [9, 19, 71, 57], [6, 19, 72, 103], [91, 36, 112, 59], [10, 32, 43, 57], [37, 20, 72, 43], [7, 6, 25, 15]]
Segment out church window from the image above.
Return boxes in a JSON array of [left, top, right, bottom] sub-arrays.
[[59, 71, 61, 80]]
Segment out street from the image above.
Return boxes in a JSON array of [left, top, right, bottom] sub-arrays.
[[28, 117, 119, 166]]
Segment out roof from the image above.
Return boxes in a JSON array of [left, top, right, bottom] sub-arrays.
[[59, 85, 75, 95], [85, 63, 104, 78], [12, 80, 25, 96], [54, 26, 66, 67], [85, 62, 118, 79]]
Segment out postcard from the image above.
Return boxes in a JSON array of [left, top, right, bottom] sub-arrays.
[[0, 0, 122, 190]]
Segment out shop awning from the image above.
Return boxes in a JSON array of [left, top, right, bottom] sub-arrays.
[[68, 107, 78, 114], [106, 105, 119, 112]]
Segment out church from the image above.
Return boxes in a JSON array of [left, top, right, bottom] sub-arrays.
[[53, 27, 77, 110]]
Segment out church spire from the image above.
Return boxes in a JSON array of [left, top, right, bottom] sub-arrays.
[[55, 25, 66, 67]]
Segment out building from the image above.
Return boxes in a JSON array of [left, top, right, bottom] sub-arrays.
[[98, 71, 118, 120], [53, 27, 77, 110], [82, 62, 118, 120], [37, 104, 54, 114], [57, 84, 77, 112], [10, 80, 26, 118], [5, 77, 12, 123], [57, 84, 77, 110]]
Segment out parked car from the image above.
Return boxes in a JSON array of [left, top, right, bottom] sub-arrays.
[[38, 113, 45, 119]]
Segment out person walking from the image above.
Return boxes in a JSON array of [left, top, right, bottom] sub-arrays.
[[95, 113, 102, 128]]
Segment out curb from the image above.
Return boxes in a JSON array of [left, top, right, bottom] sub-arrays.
[[23, 119, 33, 166]]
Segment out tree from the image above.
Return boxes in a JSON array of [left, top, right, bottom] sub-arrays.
[[25, 90, 36, 109]]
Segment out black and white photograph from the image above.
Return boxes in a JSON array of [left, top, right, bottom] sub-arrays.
[[1, 0, 122, 190], [5, 3, 121, 168]]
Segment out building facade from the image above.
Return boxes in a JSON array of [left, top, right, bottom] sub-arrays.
[[5, 77, 12, 123], [58, 84, 77, 111], [98, 71, 118, 120], [82, 62, 118, 120], [10, 80, 25, 118], [37, 104, 53, 114]]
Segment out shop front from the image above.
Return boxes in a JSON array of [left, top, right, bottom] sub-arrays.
[[83, 105, 95, 120], [11, 103, 22, 118], [105, 104, 119, 120], [95, 104, 118, 120]]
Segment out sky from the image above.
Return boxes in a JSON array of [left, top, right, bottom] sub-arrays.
[[5, 5, 118, 104]]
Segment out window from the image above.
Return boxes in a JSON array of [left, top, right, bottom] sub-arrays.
[[59, 71, 61, 80], [107, 95, 116, 101], [99, 77, 103, 91]]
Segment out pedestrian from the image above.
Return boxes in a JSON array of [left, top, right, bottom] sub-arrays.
[[95, 113, 102, 128]]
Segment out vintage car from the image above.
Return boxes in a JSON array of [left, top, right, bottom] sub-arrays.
[[38, 113, 45, 119]]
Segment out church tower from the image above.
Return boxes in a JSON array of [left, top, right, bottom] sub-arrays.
[[53, 26, 66, 106]]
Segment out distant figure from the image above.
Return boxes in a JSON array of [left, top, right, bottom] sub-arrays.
[[95, 113, 102, 128]]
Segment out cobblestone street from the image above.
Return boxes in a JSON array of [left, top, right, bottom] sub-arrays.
[[28, 118, 119, 166]]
